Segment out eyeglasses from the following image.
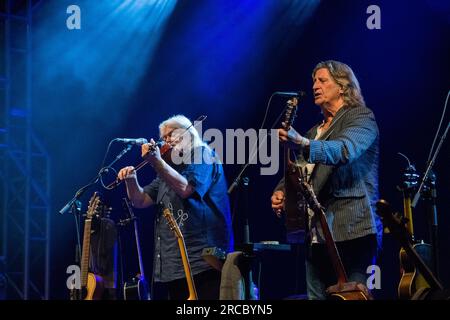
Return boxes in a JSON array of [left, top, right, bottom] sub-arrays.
[[161, 130, 173, 142], [161, 128, 180, 142]]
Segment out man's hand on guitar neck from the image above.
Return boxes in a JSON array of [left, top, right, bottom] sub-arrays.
[[278, 122, 310, 148], [271, 190, 285, 218]]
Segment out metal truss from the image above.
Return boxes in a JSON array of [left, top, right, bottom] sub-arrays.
[[0, 0, 49, 300]]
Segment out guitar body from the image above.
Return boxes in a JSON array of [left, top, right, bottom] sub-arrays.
[[285, 163, 305, 233], [84, 272, 104, 300], [327, 282, 370, 300], [330, 292, 369, 300], [376, 199, 445, 299], [398, 243, 433, 299], [70, 272, 104, 300], [123, 276, 150, 300]]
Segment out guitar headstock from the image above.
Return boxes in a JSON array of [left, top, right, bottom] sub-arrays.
[[282, 98, 299, 130], [86, 192, 103, 220], [163, 208, 182, 239], [376, 199, 412, 242], [402, 165, 419, 191], [397, 153, 419, 192], [376, 199, 400, 227]]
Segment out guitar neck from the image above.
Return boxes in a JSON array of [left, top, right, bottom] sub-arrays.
[[177, 236, 198, 300], [402, 194, 414, 238], [80, 219, 92, 287], [162, 207, 198, 300]]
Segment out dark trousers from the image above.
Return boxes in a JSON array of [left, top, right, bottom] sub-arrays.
[[305, 234, 378, 300], [167, 269, 222, 300]]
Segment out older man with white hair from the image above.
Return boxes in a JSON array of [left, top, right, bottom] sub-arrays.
[[118, 115, 233, 300]]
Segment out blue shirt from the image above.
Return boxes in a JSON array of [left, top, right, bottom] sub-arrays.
[[144, 146, 233, 282]]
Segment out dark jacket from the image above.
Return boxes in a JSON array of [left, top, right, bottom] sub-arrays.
[[276, 104, 382, 243]]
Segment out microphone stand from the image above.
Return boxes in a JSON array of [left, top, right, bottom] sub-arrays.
[[411, 122, 449, 279], [227, 93, 298, 195], [411, 122, 449, 208], [229, 173, 256, 300], [60, 144, 133, 213], [240, 177, 255, 300], [59, 143, 133, 270], [227, 96, 292, 300], [424, 171, 439, 278]]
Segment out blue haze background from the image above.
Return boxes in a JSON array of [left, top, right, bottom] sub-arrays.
[[6, 0, 449, 299]]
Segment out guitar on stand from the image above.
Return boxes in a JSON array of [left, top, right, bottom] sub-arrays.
[[397, 154, 433, 299], [163, 207, 198, 300], [376, 199, 445, 299], [298, 180, 371, 300], [71, 192, 104, 300], [122, 198, 151, 300]]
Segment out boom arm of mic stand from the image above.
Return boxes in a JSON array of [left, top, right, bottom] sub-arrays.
[[105, 144, 133, 171], [60, 144, 134, 214], [412, 122, 449, 208], [228, 163, 251, 194], [59, 182, 95, 214]]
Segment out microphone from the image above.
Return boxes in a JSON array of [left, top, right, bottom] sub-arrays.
[[115, 138, 148, 145], [273, 91, 306, 97]]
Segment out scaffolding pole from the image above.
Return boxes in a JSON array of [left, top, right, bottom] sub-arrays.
[[0, 0, 49, 300]]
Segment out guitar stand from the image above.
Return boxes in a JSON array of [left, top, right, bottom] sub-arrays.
[[410, 121, 449, 279], [118, 198, 151, 300], [423, 173, 440, 278], [235, 242, 292, 300], [116, 220, 126, 300], [237, 243, 259, 300]]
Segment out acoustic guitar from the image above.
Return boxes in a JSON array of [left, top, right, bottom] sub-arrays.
[[298, 180, 371, 300], [163, 207, 198, 300], [376, 199, 444, 299], [73, 192, 104, 300], [397, 163, 433, 299]]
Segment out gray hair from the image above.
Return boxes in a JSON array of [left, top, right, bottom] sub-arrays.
[[159, 114, 206, 150], [312, 60, 366, 107]]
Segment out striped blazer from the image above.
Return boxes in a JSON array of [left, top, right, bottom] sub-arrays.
[[276, 104, 382, 243]]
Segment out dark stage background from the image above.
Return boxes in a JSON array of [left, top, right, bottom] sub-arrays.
[[1, 0, 449, 299]]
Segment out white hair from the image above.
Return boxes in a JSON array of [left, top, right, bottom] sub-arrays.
[[159, 114, 206, 150]]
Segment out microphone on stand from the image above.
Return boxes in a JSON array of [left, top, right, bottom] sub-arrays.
[[115, 138, 148, 145], [273, 91, 306, 98]]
